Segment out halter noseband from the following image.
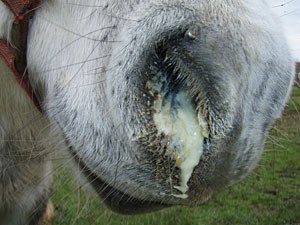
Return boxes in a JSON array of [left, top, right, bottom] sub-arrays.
[[0, 0, 42, 111]]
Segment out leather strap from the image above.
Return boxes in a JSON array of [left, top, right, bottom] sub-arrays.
[[0, 40, 41, 110], [0, 0, 41, 111], [1, 0, 40, 16]]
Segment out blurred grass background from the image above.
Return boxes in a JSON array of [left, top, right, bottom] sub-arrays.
[[52, 86, 300, 225]]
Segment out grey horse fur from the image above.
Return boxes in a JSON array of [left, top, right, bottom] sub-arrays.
[[0, 0, 295, 224]]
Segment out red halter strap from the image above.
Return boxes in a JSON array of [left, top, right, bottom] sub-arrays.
[[0, 0, 42, 111], [1, 0, 40, 17]]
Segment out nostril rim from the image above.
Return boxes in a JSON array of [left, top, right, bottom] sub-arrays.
[[203, 137, 210, 153]]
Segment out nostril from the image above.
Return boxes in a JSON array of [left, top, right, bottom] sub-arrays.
[[149, 44, 188, 98], [136, 39, 211, 199]]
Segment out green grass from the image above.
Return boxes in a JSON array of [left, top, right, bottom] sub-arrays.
[[291, 85, 300, 96], [286, 86, 300, 112], [52, 87, 300, 225]]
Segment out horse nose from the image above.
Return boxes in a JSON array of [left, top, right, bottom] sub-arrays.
[[106, 7, 211, 199]]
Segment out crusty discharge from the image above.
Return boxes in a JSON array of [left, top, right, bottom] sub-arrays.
[[150, 80, 208, 199]]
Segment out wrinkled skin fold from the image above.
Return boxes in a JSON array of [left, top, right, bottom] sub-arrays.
[[0, 0, 295, 223]]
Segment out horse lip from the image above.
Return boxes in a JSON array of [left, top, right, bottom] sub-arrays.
[[70, 150, 169, 214]]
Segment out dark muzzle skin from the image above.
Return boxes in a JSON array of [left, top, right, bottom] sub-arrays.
[[26, 1, 295, 214]]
